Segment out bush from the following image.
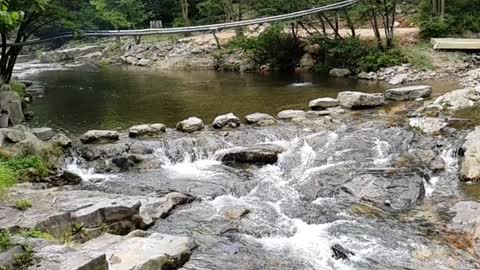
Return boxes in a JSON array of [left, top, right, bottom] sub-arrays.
[[0, 165, 17, 191], [228, 25, 302, 70], [13, 245, 36, 269], [358, 49, 406, 72], [2, 156, 49, 179], [10, 81, 27, 97], [15, 199, 32, 211]]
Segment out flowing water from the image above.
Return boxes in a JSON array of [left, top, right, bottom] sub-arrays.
[[19, 65, 479, 269]]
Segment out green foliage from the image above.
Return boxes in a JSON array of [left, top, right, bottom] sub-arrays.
[[13, 245, 35, 269], [21, 228, 54, 240], [228, 25, 301, 70], [418, 0, 480, 38], [0, 156, 49, 190], [308, 34, 407, 73], [9, 81, 26, 97], [15, 199, 32, 211], [92, 0, 152, 29], [399, 44, 434, 70], [358, 49, 405, 72], [0, 231, 11, 251]]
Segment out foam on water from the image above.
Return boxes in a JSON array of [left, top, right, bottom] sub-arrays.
[[65, 158, 116, 182], [289, 82, 313, 87]]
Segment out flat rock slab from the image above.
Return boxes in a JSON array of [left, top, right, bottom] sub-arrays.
[[337, 91, 385, 109], [32, 127, 55, 141], [0, 186, 192, 236], [245, 113, 277, 126], [385, 85, 432, 101], [33, 245, 107, 270], [433, 88, 479, 111], [128, 123, 166, 138], [461, 127, 480, 181], [277, 110, 306, 120], [308, 97, 339, 110], [80, 130, 119, 144], [176, 117, 204, 133], [81, 232, 196, 270]]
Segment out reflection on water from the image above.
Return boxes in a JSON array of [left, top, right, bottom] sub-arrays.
[[27, 66, 457, 134]]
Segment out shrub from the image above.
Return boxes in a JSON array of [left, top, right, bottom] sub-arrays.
[[0, 231, 12, 251], [13, 245, 36, 269], [0, 165, 17, 191], [15, 199, 32, 211], [2, 156, 49, 180], [9, 81, 27, 97], [358, 49, 406, 72], [228, 25, 302, 70]]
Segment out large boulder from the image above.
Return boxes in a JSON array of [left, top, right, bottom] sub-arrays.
[[212, 113, 240, 129], [337, 91, 385, 109], [298, 53, 315, 70], [245, 113, 276, 126], [32, 244, 108, 270], [433, 88, 480, 111], [80, 130, 119, 144], [217, 143, 285, 165], [81, 232, 196, 270], [329, 68, 351, 77], [409, 117, 447, 134], [128, 123, 166, 138], [385, 85, 432, 101], [388, 73, 409, 85], [277, 110, 306, 120], [308, 97, 339, 110], [448, 201, 480, 237], [176, 117, 204, 133], [461, 127, 480, 181], [0, 91, 24, 127]]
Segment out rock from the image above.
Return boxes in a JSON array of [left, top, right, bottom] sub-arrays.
[[429, 156, 445, 172], [32, 127, 55, 141], [331, 244, 354, 260], [39, 45, 103, 63], [81, 233, 196, 270], [461, 127, 480, 180], [0, 91, 24, 126], [434, 88, 478, 111], [80, 130, 119, 144], [337, 91, 385, 109], [33, 244, 108, 270], [212, 113, 240, 129], [409, 117, 447, 134], [128, 123, 166, 138], [60, 170, 83, 185], [137, 58, 151, 66], [277, 110, 306, 120], [306, 110, 331, 118], [337, 173, 425, 211], [448, 201, 480, 237], [309, 97, 339, 110], [385, 85, 432, 101], [0, 245, 24, 269], [176, 117, 204, 133], [388, 73, 409, 85], [51, 133, 72, 148], [305, 43, 321, 54], [245, 113, 276, 126], [5, 129, 26, 143], [0, 186, 193, 236], [218, 143, 285, 165], [223, 207, 250, 220], [329, 68, 352, 77], [299, 53, 315, 70], [125, 56, 138, 65], [0, 113, 8, 128]]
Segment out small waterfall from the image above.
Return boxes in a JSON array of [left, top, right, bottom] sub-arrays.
[[65, 158, 116, 182]]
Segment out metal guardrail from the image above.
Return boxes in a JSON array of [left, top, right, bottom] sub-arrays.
[[8, 0, 359, 47]]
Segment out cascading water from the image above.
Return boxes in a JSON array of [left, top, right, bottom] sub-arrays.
[[71, 119, 478, 270]]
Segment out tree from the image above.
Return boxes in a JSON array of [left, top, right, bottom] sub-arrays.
[[0, 0, 85, 85]]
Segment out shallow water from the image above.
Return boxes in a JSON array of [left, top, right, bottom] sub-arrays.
[[26, 66, 456, 134]]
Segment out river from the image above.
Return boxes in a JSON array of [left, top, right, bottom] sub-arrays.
[[26, 66, 456, 134], [16, 65, 480, 269]]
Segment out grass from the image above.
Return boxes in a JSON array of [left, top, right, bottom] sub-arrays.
[[9, 81, 27, 98], [0, 166, 17, 191], [21, 228, 54, 240], [13, 245, 36, 269], [0, 156, 49, 193], [399, 43, 434, 70], [15, 199, 32, 211], [0, 231, 12, 251]]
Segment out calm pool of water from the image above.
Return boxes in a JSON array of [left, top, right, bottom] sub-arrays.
[[27, 66, 457, 134]]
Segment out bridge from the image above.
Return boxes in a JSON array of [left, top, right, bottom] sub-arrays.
[[7, 0, 359, 47]]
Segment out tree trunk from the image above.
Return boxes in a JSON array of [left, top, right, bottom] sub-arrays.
[[180, 0, 190, 26]]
